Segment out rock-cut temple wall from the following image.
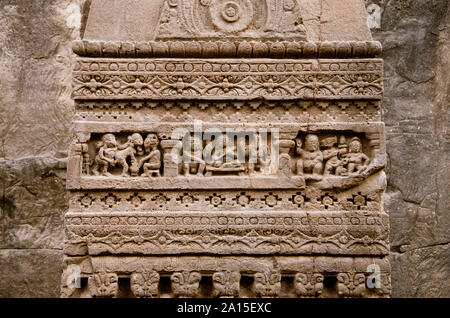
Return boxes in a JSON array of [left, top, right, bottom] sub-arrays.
[[0, 0, 448, 298]]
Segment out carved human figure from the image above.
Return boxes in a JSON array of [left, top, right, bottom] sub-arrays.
[[92, 133, 117, 176], [158, 6, 179, 36], [321, 136, 348, 176], [204, 134, 244, 176], [296, 134, 323, 176], [280, 1, 307, 35], [116, 133, 144, 177], [182, 134, 206, 176], [346, 137, 369, 174], [139, 134, 161, 177]]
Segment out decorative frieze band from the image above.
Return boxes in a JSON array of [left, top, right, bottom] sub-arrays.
[[65, 210, 389, 256], [74, 100, 382, 123], [73, 58, 383, 100], [69, 189, 382, 212]]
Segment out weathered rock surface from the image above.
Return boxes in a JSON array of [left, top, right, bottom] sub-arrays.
[[0, 157, 67, 250], [0, 157, 66, 298], [0, 0, 77, 297], [0, 0, 448, 297], [369, 0, 449, 297], [0, 0, 78, 159], [0, 249, 62, 298]]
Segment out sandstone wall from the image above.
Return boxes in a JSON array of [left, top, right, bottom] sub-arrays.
[[0, 0, 448, 297]]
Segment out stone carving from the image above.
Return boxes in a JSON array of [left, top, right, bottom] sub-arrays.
[[212, 271, 241, 297], [295, 133, 373, 179], [346, 137, 370, 174], [88, 272, 119, 298], [182, 135, 206, 176], [91, 134, 117, 176], [63, 0, 390, 298], [296, 134, 324, 176], [83, 130, 378, 184], [209, 0, 255, 33], [171, 271, 202, 297], [73, 39, 383, 59], [322, 136, 349, 176], [155, 0, 306, 40], [61, 256, 391, 298], [139, 134, 161, 177], [203, 134, 246, 176], [130, 270, 160, 298], [253, 272, 282, 297], [70, 189, 382, 212], [115, 133, 144, 177], [278, 139, 295, 176], [75, 100, 382, 123], [88, 133, 160, 177], [73, 59, 384, 100], [337, 272, 367, 298], [294, 273, 324, 297], [65, 210, 390, 255]]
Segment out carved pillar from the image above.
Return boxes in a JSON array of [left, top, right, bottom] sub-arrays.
[[160, 139, 181, 177], [62, 0, 390, 298]]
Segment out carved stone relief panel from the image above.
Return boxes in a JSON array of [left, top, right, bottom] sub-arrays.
[[155, 0, 307, 41], [63, 0, 390, 298]]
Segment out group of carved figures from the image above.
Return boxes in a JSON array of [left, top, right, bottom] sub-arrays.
[[83, 270, 385, 298], [90, 132, 267, 177], [295, 134, 370, 177], [89, 132, 369, 178], [91, 133, 161, 177]]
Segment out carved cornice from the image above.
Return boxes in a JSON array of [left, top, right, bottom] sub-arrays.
[[73, 40, 383, 59]]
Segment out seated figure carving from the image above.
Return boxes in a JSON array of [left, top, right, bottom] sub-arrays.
[[139, 133, 161, 177], [345, 137, 370, 174], [322, 136, 348, 176], [296, 134, 324, 177], [182, 135, 206, 177], [92, 133, 117, 177]]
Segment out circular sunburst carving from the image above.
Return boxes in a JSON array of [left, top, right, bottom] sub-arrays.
[[210, 0, 253, 33]]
